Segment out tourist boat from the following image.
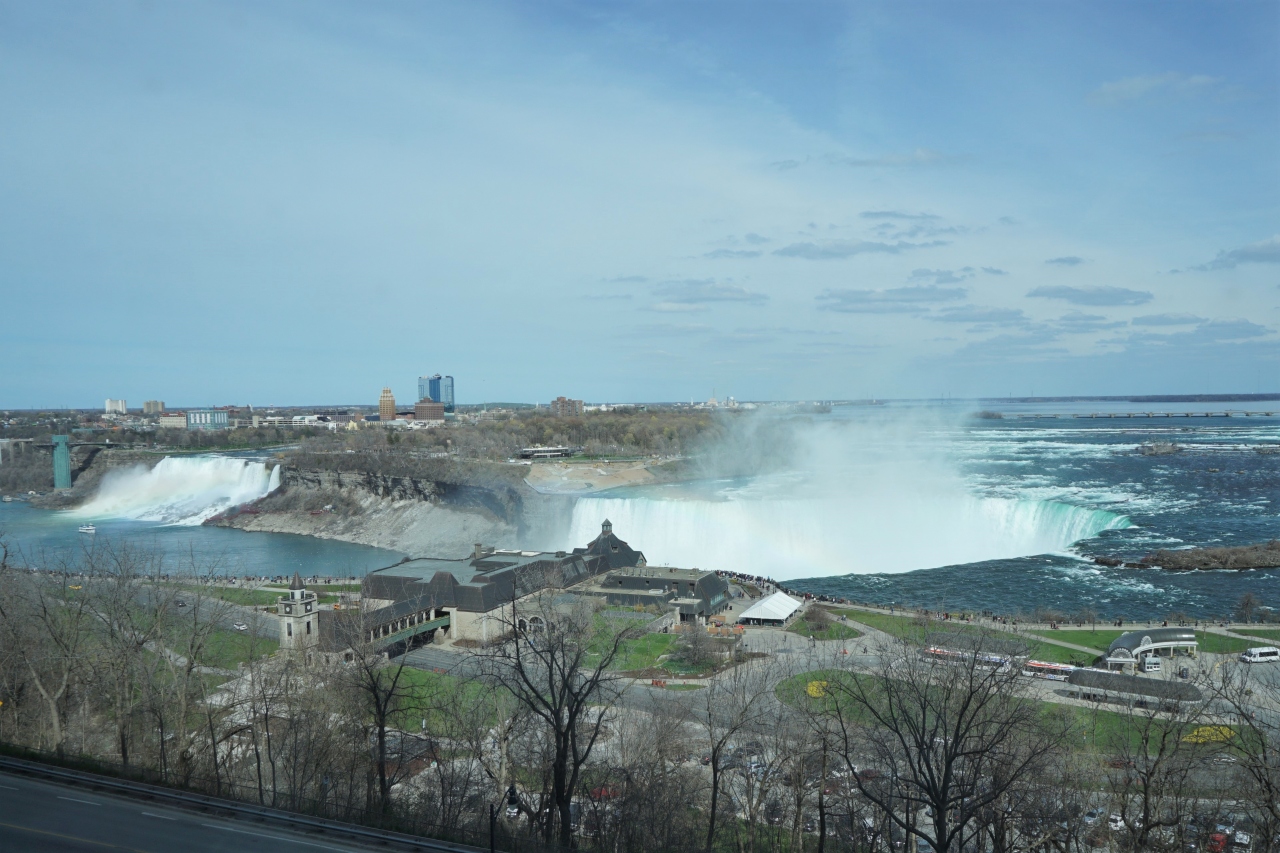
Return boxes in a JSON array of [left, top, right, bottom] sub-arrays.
[[1, 495, 12, 502], [78, 524, 96, 534]]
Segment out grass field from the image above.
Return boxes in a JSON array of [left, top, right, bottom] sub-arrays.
[[1234, 628, 1280, 641], [1194, 632, 1253, 654], [611, 633, 678, 671], [787, 613, 862, 642], [832, 609, 1096, 666], [1029, 628, 1125, 650], [200, 628, 278, 669], [777, 669, 1149, 754]]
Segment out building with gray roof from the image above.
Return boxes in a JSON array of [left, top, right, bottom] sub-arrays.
[[1104, 628, 1198, 670]]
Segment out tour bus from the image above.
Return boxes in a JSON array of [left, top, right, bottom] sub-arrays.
[[1239, 646, 1280, 664], [1021, 660, 1076, 682], [922, 646, 1012, 673]]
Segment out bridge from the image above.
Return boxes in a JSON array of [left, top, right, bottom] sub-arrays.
[[29, 436, 141, 490]]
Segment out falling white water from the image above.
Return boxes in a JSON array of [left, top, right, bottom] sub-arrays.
[[567, 492, 1129, 580], [564, 411, 1133, 581], [73, 456, 282, 525]]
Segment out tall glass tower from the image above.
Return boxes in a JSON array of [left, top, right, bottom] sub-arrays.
[[419, 374, 455, 412]]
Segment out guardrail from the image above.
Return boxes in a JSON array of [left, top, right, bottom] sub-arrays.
[[0, 754, 484, 853]]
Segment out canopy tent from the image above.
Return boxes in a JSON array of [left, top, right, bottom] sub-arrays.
[[737, 591, 802, 625]]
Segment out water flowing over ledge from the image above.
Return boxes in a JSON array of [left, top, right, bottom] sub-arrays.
[[72, 456, 281, 525], [567, 493, 1129, 580]]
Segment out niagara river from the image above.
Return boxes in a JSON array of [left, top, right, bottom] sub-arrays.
[[1, 400, 1275, 619], [568, 401, 1279, 620]]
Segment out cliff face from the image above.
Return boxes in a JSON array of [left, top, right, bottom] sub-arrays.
[[211, 465, 578, 558], [29, 450, 162, 509]]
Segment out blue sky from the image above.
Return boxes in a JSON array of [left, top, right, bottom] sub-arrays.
[[1, 0, 1276, 408]]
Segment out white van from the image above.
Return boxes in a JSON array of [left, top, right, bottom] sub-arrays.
[[1239, 646, 1280, 664], [1140, 655, 1162, 673]]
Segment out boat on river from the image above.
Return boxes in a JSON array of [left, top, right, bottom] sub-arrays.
[[78, 524, 96, 534]]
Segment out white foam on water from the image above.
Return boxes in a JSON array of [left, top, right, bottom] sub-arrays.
[[568, 493, 1129, 581], [72, 456, 281, 525]]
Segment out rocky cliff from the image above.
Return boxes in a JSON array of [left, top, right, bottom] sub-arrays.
[[210, 465, 578, 558]]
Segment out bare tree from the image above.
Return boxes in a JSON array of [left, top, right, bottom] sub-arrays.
[[1093, 686, 1216, 851], [0, 551, 96, 756], [689, 653, 781, 853], [479, 590, 637, 846], [823, 632, 1071, 853], [1208, 662, 1280, 852], [329, 609, 423, 818]]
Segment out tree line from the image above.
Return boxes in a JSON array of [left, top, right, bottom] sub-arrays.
[[1, 539, 1277, 853]]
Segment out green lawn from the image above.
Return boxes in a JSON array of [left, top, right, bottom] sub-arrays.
[[199, 628, 278, 669], [611, 633, 678, 671], [1194, 632, 1253, 654], [778, 669, 1147, 755], [1234, 628, 1280, 641], [831, 609, 1095, 665], [787, 613, 862, 642], [264, 582, 363, 593], [1029, 628, 1125, 650]]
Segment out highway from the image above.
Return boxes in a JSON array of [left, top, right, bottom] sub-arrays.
[[0, 764, 461, 853]]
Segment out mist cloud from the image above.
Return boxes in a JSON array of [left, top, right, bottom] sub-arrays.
[[1027, 285, 1153, 306], [817, 285, 967, 314], [774, 238, 947, 260], [654, 279, 768, 304]]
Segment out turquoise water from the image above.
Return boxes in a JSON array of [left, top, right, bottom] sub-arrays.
[[0, 500, 402, 579]]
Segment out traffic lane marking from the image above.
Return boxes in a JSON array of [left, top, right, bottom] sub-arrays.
[[200, 822, 359, 851], [0, 784, 17, 791], [0, 818, 155, 852], [58, 794, 103, 805], [141, 811, 178, 820]]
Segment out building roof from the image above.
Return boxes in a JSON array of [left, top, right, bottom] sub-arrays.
[[1067, 668, 1203, 702], [289, 571, 304, 591], [572, 519, 647, 570], [738, 591, 802, 622], [1107, 628, 1198, 656]]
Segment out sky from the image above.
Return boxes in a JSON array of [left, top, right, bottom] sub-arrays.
[[1, 0, 1277, 408]]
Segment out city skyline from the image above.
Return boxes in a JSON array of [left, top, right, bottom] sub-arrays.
[[2, 1, 1277, 408]]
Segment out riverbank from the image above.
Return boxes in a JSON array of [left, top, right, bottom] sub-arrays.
[[209, 464, 578, 558], [1137, 540, 1280, 571]]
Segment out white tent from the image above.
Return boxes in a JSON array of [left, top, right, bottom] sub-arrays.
[[737, 591, 802, 624]]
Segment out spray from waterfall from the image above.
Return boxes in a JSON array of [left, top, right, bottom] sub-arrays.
[[73, 456, 282, 525], [566, 409, 1131, 580]]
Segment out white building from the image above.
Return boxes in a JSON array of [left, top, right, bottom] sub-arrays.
[[104, 399, 127, 414]]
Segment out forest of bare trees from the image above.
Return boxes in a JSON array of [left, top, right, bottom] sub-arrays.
[[1, 539, 1277, 853]]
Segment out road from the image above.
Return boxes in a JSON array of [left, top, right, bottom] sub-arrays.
[[0, 766, 437, 853]]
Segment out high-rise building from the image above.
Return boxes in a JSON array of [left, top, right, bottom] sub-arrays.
[[378, 387, 396, 421], [104, 399, 127, 414], [418, 375, 451, 410], [550, 396, 584, 417], [143, 400, 165, 415], [418, 374, 455, 413]]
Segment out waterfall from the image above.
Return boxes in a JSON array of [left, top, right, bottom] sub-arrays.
[[567, 493, 1129, 580], [73, 456, 282, 525]]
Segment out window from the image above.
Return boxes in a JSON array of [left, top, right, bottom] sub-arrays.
[[306, 621, 311, 635], [287, 623, 292, 637]]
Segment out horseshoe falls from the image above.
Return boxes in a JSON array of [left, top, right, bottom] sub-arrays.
[[73, 456, 281, 525], [567, 492, 1129, 580]]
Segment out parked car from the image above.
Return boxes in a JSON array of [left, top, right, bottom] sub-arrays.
[[1084, 810, 1102, 826], [175, 600, 187, 608], [232, 622, 249, 631], [1208, 833, 1229, 853]]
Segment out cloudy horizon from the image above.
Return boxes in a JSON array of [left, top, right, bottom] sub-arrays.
[[2, 1, 1277, 408]]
